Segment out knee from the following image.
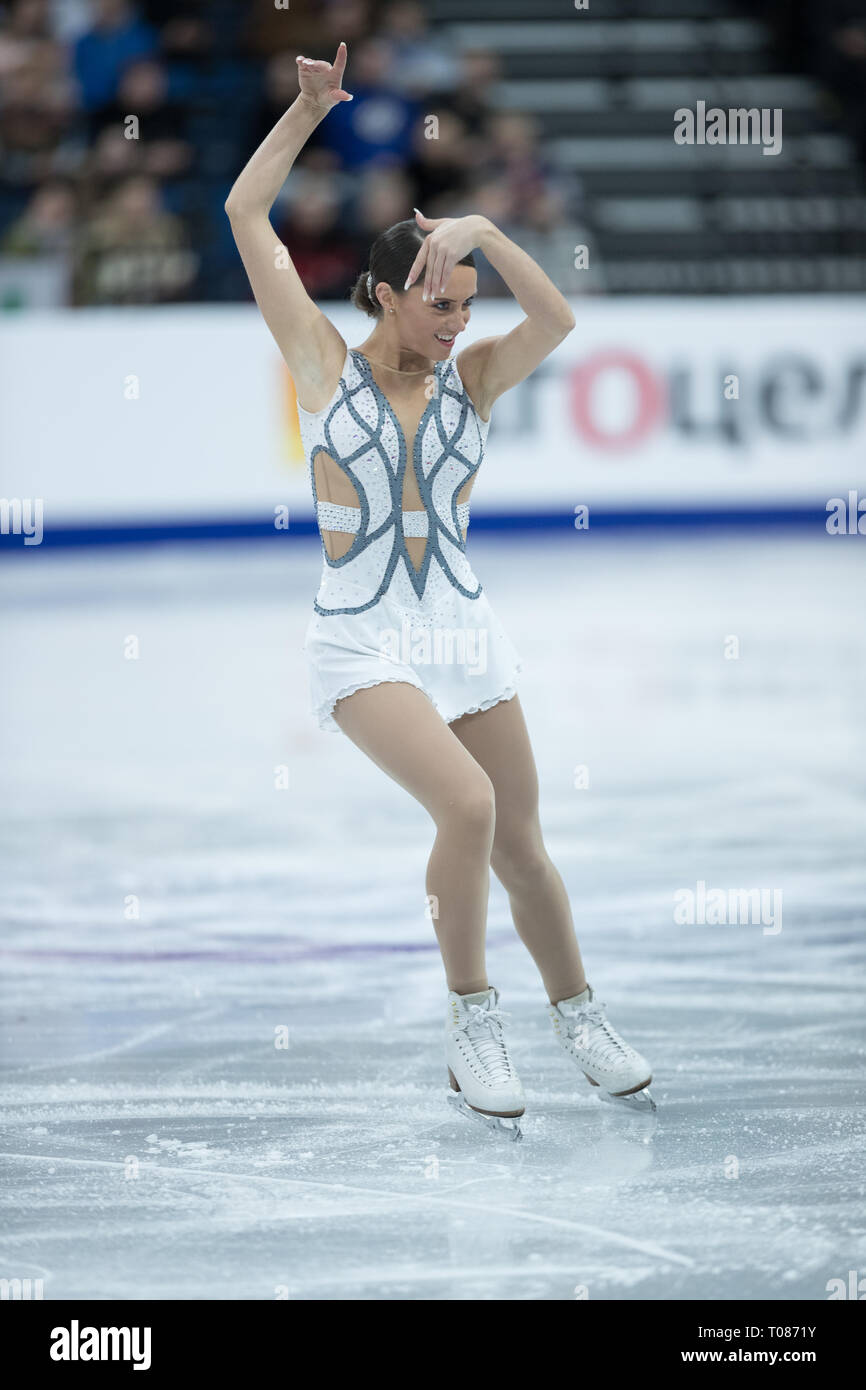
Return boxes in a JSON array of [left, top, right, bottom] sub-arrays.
[[493, 832, 550, 890], [442, 777, 496, 842]]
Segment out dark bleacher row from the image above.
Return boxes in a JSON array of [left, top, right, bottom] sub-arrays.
[[427, 0, 866, 293]]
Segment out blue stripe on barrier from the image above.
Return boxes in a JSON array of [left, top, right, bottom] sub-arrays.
[[0, 506, 832, 550]]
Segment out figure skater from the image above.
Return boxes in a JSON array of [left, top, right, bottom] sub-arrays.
[[225, 42, 654, 1138]]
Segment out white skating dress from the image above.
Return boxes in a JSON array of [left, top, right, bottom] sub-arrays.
[[297, 347, 522, 732]]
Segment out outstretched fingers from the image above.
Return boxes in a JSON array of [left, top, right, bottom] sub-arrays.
[[421, 240, 438, 300], [404, 238, 429, 292], [435, 253, 455, 298], [332, 40, 347, 82], [426, 242, 449, 301]]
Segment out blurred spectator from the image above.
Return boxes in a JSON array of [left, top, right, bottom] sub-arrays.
[[137, 9, 222, 108], [278, 171, 360, 300], [319, 0, 371, 48], [73, 0, 157, 111], [89, 57, 194, 180], [248, 49, 303, 152], [379, 1, 457, 98], [243, 0, 370, 62], [157, 10, 214, 67], [480, 112, 550, 212], [515, 185, 581, 277], [72, 172, 197, 303], [833, 19, 866, 55], [826, 12, 866, 160], [0, 0, 51, 73], [406, 110, 471, 215], [48, 0, 94, 44], [752, 0, 866, 160], [138, 0, 210, 26], [439, 49, 501, 149], [316, 37, 420, 170], [0, 177, 76, 254], [82, 122, 140, 187], [353, 163, 415, 247], [465, 178, 518, 230], [0, 35, 76, 187]]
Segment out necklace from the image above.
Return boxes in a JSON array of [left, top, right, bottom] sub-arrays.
[[355, 349, 435, 375]]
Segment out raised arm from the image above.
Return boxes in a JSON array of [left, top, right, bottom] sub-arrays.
[[406, 211, 576, 419], [224, 43, 352, 409]]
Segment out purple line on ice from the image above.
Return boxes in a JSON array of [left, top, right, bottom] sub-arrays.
[[0, 934, 513, 965]]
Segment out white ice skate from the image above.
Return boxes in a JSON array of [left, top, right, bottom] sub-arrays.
[[548, 985, 656, 1113], [446, 986, 525, 1141]]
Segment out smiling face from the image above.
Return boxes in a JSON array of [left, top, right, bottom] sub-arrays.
[[390, 263, 477, 359]]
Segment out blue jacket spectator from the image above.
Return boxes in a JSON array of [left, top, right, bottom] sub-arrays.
[[319, 86, 420, 169], [317, 38, 420, 170], [73, 0, 157, 111]]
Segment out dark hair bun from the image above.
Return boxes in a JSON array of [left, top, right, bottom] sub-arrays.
[[350, 269, 378, 317]]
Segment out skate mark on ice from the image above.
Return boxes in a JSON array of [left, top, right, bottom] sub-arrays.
[[11, 1020, 182, 1074], [8, 1007, 228, 1075], [0, 1152, 695, 1268]]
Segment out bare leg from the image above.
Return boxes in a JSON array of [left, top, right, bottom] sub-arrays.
[[332, 681, 495, 994], [450, 696, 587, 1004]]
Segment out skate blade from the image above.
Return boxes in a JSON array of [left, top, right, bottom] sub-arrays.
[[446, 1090, 523, 1142], [598, 1086, 657, 1114], [584, 1072, 657, 1113]]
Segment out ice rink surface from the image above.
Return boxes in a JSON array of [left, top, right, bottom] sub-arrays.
[[1, 530, 865, 1301]]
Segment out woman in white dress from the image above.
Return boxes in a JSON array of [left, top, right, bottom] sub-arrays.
[[225, 43, 654, 1135]]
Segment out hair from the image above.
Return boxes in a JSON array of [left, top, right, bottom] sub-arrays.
[[350, 218, 477, 317]]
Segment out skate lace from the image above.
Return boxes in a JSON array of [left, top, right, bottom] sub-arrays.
[[461, 1004, 515, 1081], [565, 1001, 630, 1067]]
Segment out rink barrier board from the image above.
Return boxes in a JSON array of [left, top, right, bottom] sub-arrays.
[[2, 301, 865, 530]]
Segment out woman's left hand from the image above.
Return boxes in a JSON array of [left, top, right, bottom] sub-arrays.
[[404, 211, 490, 301]]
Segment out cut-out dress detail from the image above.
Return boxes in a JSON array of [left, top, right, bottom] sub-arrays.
[[297, 347, 522, 732]]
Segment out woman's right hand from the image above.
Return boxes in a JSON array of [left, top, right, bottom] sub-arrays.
[[296, 42, 353, 114]]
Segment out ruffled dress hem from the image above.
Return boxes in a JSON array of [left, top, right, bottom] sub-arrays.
[[314, 664, 522, 734]]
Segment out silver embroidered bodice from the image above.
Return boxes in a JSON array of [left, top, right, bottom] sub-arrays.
[[297, 348, 490, 617]]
